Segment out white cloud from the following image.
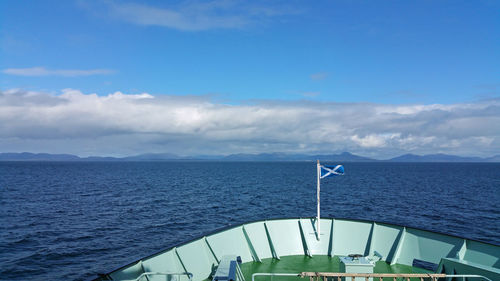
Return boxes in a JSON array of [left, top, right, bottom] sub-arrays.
[[1, 88, 499, 157], [302, 91, 320, 97], [310, 72, 328, 81], [103, 1, 297, 31], [351, 134, 389, 148], [2, 67, 114, 77]]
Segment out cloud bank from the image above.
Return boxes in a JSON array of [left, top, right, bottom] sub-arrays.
[[1, 89, 499, 157], [104, 1, 296, 31], [2, 67, 114, 77]]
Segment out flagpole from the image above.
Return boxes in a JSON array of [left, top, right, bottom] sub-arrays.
[[317, 159, 321, 240]]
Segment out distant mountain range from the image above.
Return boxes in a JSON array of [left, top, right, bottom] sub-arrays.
[[1, 152, 499, 162], [388, 153, 500, 162]]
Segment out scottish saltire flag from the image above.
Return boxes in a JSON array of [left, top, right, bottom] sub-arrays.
[[320, 165, 345, 179]]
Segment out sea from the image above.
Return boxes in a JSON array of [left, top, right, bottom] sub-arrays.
[[0, 161, 499, 280]]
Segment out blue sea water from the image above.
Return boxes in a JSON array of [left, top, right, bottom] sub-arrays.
[[0, 161, 499, 281]]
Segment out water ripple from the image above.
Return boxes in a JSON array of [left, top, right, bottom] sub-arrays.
[[0, 161, 499, 280]]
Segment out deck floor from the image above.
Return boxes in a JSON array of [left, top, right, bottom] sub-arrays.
[[240, 256, 432, 281]]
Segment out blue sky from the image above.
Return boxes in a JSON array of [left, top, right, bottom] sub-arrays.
[[2, 0, 499, 103], [0, 1, 499, 157]]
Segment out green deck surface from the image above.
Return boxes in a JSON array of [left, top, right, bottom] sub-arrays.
[[240, 256, 431, 281]]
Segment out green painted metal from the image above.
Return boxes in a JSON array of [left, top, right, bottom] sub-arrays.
[[241, 256, 432, 281], [206, 227, 253, 263], [242, 226, 261, 263], [438, 258, 500, 281], [175, 248, 189, 278], [244, 222, 273, 260], [366, 222, 375, 258], [298, 218, 332, 256], [109, 261, 144, 281], [390, 227, 406, 265], [297, 220, 311, 257], [176, 239, 217, 281], [263, 222, 280, 260], [241, 255, 342, 281], [133, 272, 193, 281], [395, 227, 464, 265], [265, 219, 304, 257], [465, 240, 500, 267], [328, 219, 335, 256], [97, 218, 500, 281], [204, 237, 220, 263], [369, 223, 403, 262], [142, 250, 188, 281], [332, 219, 372, 256]]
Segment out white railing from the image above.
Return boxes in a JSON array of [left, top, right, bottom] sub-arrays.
[[252, 272, 493, 281], [134, 271, 193, 281]]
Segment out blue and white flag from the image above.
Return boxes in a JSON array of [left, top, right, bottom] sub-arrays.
[[320, 164, 345, 178]]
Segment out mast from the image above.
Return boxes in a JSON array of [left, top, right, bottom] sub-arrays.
[[317, 160, 321, 240]]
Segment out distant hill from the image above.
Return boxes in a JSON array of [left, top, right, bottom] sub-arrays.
[[222, 152, 295, 161], [123, 153, 182, 161], [0, 152, 80, 161], [388, 153, 485, 162], [221, 152, 376, 161], [311, 152, 376, 162], [484, 155, 500, 162], [0, 152, 121, 161], [0, 152, 498, 162]]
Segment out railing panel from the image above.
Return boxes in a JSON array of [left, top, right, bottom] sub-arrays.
[[299, 218, 333, 255], [176, 239, 217, 281], [371, 223, 404, 262], [464, 240, 500, 268], [438, 258, 500, 281], [142, 251, 188, 281], [396, 228, 463, 265], [207, 226, 253, 263], [265, 219, 304, 256], [333, 220, 372, 256], [109, 261, 144, 281], [244, 221, 274, 260]]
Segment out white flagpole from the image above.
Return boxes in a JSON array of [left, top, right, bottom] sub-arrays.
[[317, 160, 321, 240]]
